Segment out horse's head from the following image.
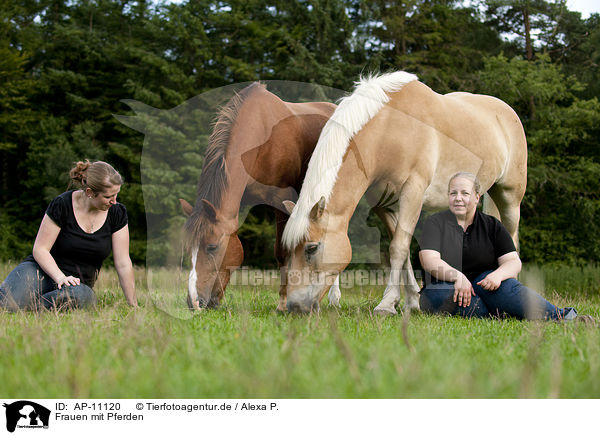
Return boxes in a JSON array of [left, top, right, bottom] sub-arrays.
[[282, 197, 351, 314], [180, 198, 243, 310]]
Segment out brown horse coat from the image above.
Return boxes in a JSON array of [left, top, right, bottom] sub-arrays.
[[181, 83, 338, 310]]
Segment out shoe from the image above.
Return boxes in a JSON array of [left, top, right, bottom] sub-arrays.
[[562, 308, 596, 326], [576, 315, 596, 326], [563, 307, 577, 321]]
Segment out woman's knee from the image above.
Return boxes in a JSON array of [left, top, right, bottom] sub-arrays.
[[42, 284, 96, 310], [420, 285, 457, 314], [472, 272, 521, 297], [495, 278, 522, 296], [419, 291, 437, 313], [0, 261, 47, 311], [74, 284, 97, 308], [459, 296, 490, 318]]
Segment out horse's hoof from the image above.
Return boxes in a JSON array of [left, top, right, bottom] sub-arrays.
[[188, 298, 204, 312], [373, 305, 397, 316], [276, 307, 287, 314], [328, 299, 341, 308]]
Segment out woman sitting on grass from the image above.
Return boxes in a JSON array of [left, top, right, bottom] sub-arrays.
[[419, 171, 589, 322], [0, 160, 137, 311]]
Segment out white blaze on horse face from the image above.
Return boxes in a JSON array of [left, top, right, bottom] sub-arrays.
[[188, 247, 200, 308]]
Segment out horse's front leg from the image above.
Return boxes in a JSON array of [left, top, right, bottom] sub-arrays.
[[274, 209, 289, 312], [327, 275, 341, 307], [374, 181, 424, 315]]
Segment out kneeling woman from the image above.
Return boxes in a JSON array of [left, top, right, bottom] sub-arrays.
[[0, 160, 137, 311], [419, 172, 578, 321]]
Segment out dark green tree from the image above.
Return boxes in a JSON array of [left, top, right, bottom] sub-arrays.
[[354, 0, 503, 92], [478, 53, 600, 264]]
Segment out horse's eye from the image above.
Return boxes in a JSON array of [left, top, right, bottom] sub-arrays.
[[305, 243, 319, 256], [206, 244, 218, 254]]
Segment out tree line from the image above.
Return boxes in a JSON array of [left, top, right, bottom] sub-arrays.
[[1, 0, 599, 267]]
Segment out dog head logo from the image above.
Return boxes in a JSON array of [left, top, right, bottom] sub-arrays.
[[3, 401, 50, 432]]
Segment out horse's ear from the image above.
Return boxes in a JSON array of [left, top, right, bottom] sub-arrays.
[[201, 199, 218, 222], [282, 200, 296, 215], [179, 199, 193, 217], [310, 196, 326, 221]]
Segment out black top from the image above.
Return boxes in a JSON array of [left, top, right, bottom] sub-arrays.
[[26, 190, 128, 288], [419, 209, 516, 283]]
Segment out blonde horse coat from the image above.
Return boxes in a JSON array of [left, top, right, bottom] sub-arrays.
[[282, 72, 527, 314]]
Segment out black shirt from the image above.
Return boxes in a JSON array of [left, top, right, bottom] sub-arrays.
[[26, 190, 128, 287], [419, 209, 516, 283]]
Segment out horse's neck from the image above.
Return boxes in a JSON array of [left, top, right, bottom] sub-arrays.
[[326, 148, 373, 227], [226, 101, 333, 210], [211, 154, 247, 219], [217, 93, 292, 216]]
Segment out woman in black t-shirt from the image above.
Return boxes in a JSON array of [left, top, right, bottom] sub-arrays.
[[418, 172, 583, 321], [0, 160, 137, 311]]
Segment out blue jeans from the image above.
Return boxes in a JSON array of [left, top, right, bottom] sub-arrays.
[[0, 261, 96, 311], [420, 271, 566, 320]]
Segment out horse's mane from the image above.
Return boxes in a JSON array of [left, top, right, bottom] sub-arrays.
[[281, 71, 418, 250], [185, 82, 266, 245]]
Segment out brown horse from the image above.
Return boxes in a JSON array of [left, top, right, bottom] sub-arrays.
[[180, 82, 340, 311], [282, 71, 527, 314]]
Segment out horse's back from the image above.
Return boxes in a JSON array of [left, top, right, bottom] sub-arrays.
[[367, 80, 526, 206], [243, 98, 336, 199], [443, 90, 527, 186]]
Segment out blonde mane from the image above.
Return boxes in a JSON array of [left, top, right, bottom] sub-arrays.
[[282, 71, 418, 250]]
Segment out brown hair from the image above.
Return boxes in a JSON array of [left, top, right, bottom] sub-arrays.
[[69, 160, 123, 193]]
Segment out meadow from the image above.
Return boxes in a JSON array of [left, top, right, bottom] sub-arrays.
[[1, 262, 599, 399]]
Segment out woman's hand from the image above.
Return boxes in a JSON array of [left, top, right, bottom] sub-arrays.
[[477, 253, 521, 291], [56, 275, 81, 289], [477, 272, 502, 291], [454, 273, 475, 307]]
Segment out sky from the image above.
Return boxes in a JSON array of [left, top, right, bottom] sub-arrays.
[[565, 0, 599, 18]]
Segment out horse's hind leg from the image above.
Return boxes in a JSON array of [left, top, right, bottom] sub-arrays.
[[403, 255, 421, 309], [487, 181, 525, 251], [327, 275, 341, 307], [487, 115, 527, 250]]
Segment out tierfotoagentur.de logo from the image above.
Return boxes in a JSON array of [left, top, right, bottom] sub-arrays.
[[3, 401, 50, 433]]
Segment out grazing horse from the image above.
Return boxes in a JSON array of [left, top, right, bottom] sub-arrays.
[[180, 82, 341, 311], [282, 71, 527, 315]]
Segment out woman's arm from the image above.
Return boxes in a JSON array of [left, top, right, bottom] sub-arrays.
[[32, 214, 81, 288], [419, 249, 475, 307], [476, 251, 522, 291], [112, 224, 137, 306]]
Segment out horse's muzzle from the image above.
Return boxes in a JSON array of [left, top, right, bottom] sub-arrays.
[[286, 290, 320, 314]]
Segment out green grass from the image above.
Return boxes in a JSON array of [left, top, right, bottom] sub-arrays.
[[1, 261, 599, 398]]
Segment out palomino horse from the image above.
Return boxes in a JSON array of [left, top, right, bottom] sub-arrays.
[[282, 71, 527, 314], [180, 82, 342, 311]]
